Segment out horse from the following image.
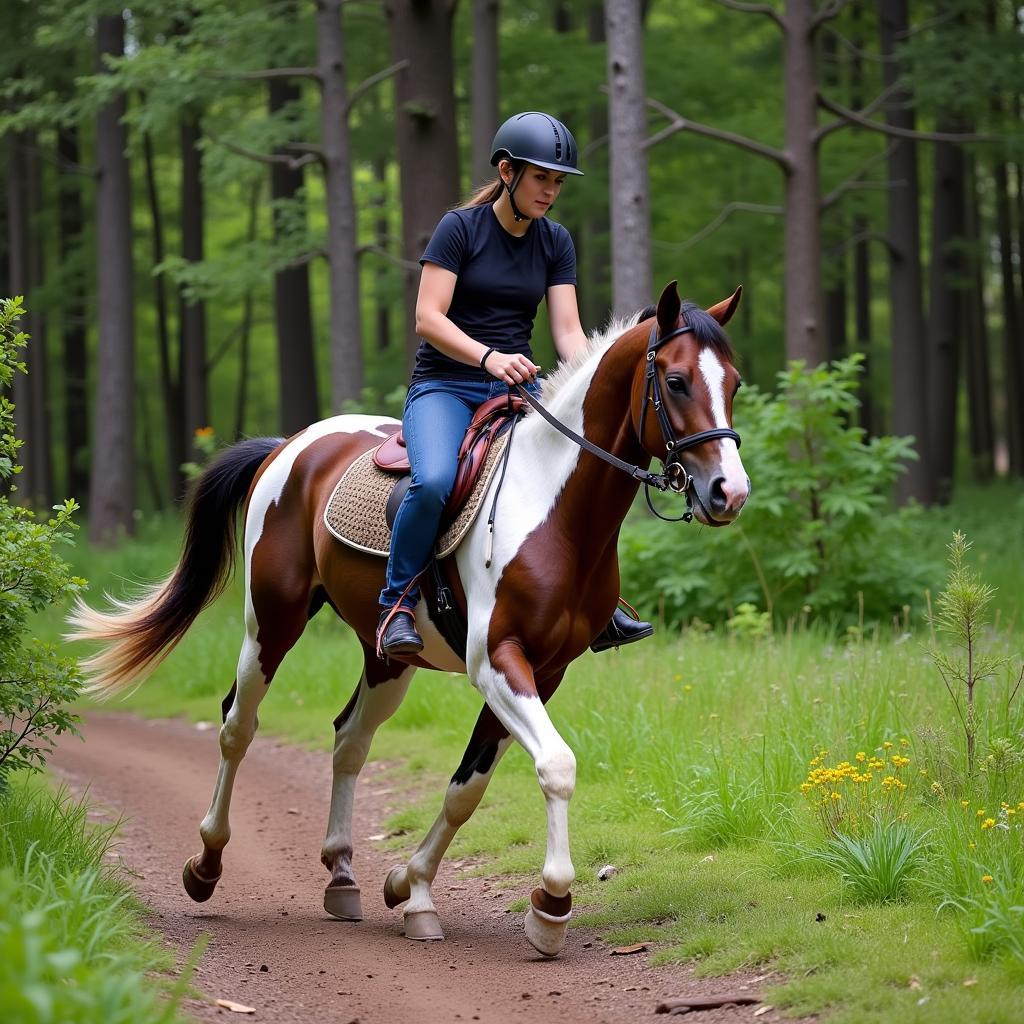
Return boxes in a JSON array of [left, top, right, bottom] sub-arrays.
[[67, 280, 750, 957]]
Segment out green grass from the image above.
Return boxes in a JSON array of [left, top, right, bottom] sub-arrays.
[[0, 776, 196, 1023], [33, 492, 1024, 1022]]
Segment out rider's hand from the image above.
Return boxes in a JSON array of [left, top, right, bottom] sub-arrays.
[[485, 351, 541, 386]]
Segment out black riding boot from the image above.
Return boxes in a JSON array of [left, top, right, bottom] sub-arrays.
[[590, 607, 655, 653], [377, 607, 424, 657]]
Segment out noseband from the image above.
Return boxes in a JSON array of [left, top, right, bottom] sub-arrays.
[[512, 320, 741, 524], [637, 323, 741, 519]]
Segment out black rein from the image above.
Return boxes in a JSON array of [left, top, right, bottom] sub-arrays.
[[513, 322, 741, 523]]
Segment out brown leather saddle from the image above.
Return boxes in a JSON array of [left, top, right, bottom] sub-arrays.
[[373, 393, 525, 532]]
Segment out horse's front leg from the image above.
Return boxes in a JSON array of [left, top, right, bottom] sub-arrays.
[[473, 643, 576, 956], [384, 705, 513, 940]]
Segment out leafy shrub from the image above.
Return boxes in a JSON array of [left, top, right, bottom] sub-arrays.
[[0, 298, 84, 784], [618, 356, 934, 628]]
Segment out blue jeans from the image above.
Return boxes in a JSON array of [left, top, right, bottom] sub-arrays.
[[380, 377, 541, 609]]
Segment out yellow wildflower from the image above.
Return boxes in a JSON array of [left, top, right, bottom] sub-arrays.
[[981, 818, 995, 830], [194, 425, 215, 439], [883, 741, 894, 750], [856, 752, 866, 762], [977, 809, 986, 817], [982, 875, 993, 884], [961, 800, 970, 808]]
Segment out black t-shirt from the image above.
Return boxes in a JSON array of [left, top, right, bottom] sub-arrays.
[[411, 203, 577, 384]]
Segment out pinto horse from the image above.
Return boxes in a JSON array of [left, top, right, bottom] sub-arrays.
[[67, 281, 749, 957]]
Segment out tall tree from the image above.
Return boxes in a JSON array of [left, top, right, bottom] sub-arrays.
[[471, 0, 499, 186], [179, 113, 209, 461], [56, 126, 89, 501], [386, 0, 461, 366], [89, 13, 136, 542], [605, 0, 652, 318], [268, 73, 319, 434], [878, 0, 932, 505]]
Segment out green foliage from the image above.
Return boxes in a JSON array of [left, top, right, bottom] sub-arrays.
[[926, 531, 1022, 776], [0, 780, 195, 1022], [806, 820, 930, 905], [619, 356, 930, 628], [0, 299, 85, 783]]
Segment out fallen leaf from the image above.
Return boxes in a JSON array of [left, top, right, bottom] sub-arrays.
[[215, 999, 256, 1013], [963, 978, 978, 987], [753, 1007, 773, 1017], [908, 975, 921, 990], [611, 943, 648, 955], [287, 807, 300, 815]]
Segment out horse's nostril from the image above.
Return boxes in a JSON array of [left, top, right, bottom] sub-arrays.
[[709, 475, 727, 512]]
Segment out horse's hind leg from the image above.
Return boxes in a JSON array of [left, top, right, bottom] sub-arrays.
[[383, 705, 511, 941], [320, 641, 415, 921], [182, 584, 312, 902]]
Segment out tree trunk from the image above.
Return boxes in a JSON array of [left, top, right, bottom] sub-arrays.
[[820, 29, 845, 366], [992, 150, 1023, 475], [849, 4, 874, 435], [143, 129, 184, 504], [782, 0, 824, 365], [878, 0, 933, 505], [269, 76, 319, 434], [57, 127, 90, 502], [581, 2, 610, 329], [317, 0, 364, 409], [386, 0, 461, 368], [471, 0, 499, 186], [179, 116, 209, 462], [605, 0, 652, 318], [926, 135, 966, 503], [236, 181, 262, 439], [89, 14, 136, 543], [964, 155, 995, 480], [7, 132, 34, 501]]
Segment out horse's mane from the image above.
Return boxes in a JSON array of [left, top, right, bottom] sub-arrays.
[[541, 300, 735, 405]]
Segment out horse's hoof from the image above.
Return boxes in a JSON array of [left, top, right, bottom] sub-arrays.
[[383, 865, 410, 909], [324, 885, 362, 921], [403, 909, 444, 941], [182, 856, 222, 903], [524, 905, 571, 957]]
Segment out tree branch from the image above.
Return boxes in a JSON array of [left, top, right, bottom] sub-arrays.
[[818, 93, 1002, 144], [345, 60, 409, 116], [207, 131, 323, 169], [357, 244, 421, 272], [643, 94, 790, 170], [821, 178, 898, 211], [810, 0, 857, 33], [815, 82, 901, 143], [207, 66, 321, 83], [712, 0, 785, 28], [653, 201, 783, 253], [825, 229, 896, 260], [822, 26, 892, 64], [820, 140, 898, 209]]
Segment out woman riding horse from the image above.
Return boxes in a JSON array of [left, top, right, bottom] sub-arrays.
[[376, 110, 653, 658]]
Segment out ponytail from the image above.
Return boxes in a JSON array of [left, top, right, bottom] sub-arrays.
[[457, 158, 522, 209]]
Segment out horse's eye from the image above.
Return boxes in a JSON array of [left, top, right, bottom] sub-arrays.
[[666, 376, 689, 396]]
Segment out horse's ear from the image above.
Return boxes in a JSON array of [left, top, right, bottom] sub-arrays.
[[706, 286, 742, 327], [656, 280, 681, 333]]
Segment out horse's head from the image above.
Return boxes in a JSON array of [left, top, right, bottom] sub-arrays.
[[632, 281, 750, 526]]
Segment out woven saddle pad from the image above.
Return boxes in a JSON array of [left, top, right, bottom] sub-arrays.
[[323, 431, 510, 558]]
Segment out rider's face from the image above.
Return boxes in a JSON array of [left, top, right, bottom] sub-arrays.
[[501, 161, 566, 218]]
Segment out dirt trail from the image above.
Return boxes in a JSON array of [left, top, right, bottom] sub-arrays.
[[53, 713, 790, 1024]]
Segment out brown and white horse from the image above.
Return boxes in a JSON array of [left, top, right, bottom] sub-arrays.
[[68, 281, 749, 957]]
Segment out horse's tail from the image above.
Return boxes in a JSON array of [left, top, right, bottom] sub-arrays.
[[66, 436, 284, 697]]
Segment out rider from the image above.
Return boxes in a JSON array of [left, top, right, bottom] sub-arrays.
[[377, 111, 654, 657]]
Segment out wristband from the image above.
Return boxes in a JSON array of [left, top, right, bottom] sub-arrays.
[[479, 347, 496, 371]]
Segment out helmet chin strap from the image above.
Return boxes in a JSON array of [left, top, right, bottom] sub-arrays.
[[505, 166, 528, 222]]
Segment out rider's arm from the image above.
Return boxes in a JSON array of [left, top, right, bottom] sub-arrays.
[[416, 262, 539, 384], [547, 284, 589, 363]]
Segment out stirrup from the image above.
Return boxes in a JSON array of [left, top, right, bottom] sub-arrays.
[[376, 606, 424, 658]]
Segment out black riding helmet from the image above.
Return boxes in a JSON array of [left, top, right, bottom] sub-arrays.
[[490, 111, 583, 221]]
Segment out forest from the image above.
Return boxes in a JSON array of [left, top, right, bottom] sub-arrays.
[[2, 0, 1023, 543]]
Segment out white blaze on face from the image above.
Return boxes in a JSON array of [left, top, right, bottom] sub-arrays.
[[697, 348, 749, 508]]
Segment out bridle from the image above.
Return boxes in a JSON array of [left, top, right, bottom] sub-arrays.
[[513, 319, 742, 523], [636, 322, 741, 520]]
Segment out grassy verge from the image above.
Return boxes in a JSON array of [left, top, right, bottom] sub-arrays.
[[36, 503, 1024, 1022], [0, 775, 196, 1023]]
